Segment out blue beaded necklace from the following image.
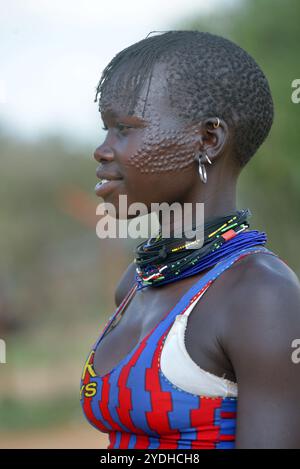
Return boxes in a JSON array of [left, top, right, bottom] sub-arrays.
[[134, 208, 267, 290]]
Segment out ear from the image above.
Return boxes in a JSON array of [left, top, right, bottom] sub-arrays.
[[197, 117, 230, 162]]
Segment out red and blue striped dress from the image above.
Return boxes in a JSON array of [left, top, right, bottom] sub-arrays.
[[80, 246, 277, 449]]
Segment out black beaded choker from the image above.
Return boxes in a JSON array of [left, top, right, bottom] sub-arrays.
[[134, 208, 267, 289]]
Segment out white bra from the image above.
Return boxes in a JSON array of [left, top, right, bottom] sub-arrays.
[[160, 290, 238, 398]]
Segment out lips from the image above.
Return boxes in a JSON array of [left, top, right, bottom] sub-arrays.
[[96, 167, 123, 181], [94, 179, 123, 197], [95, 167, 123, 197]]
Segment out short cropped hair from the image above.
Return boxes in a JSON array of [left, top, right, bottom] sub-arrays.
[[94, 30, 274, 168]]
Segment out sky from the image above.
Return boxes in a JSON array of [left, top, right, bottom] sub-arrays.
[[0, 0, 238, 144]]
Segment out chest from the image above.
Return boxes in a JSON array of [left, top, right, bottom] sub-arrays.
[[92, 271, 237, 383]]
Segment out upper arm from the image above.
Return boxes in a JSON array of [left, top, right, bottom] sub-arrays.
[[224, 268, 300, 448], [114, 262, 137, 307]]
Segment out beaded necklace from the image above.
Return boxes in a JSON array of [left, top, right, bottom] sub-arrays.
[[103, 209, 267, 336], [134, 208, 267, 290]]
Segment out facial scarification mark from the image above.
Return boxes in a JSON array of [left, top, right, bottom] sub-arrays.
[[100, 61, 201, 175], [127, 123, 200, 174]]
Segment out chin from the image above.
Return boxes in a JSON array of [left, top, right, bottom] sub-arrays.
[[96, 193, 136, 220]]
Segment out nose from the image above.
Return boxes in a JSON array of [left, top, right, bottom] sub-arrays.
[[94, 145, 114, 163]]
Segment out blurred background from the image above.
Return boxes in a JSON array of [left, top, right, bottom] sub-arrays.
[[0, 0, 299, 448]]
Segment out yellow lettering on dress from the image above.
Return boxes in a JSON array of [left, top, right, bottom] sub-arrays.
[[84, 382, 97, 397], [81, 351, 96, 379]]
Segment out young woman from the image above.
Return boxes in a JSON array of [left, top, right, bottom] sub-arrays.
[[80, 31, 300, 449]]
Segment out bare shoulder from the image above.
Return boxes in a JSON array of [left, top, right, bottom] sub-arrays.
[[227, 250, 300, 316], [222, 250, 300, 374], [114, 261, 137, 307], [229, 248, 300, 289]]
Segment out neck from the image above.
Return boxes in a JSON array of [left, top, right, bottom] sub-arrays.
[[157, 177, 238, 238]]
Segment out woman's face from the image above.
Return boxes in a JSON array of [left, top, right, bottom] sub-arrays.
[[94, 61, 201, 219]]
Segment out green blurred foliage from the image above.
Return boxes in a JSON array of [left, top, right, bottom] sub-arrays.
[[0, 133, 132, 431], [0, 395, 79, 431]]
